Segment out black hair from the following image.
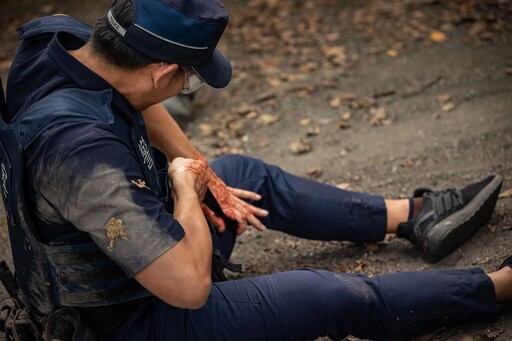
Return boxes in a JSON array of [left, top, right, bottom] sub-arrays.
[[90, 0, 158, 69]]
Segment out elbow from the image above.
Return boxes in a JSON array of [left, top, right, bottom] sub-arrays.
[[160, 273, 211, 309], [182, 275, 212, 309]]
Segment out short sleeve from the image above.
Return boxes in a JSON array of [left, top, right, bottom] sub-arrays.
[[28, 121, 185, 277]]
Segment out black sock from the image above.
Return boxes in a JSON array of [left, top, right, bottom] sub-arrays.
[[408, 197, 414, 220]]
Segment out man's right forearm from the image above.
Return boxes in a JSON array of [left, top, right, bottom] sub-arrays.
[[134, 174, 212, 309]]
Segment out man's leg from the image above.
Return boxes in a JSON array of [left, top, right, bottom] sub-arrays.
[[210, 154, 387, 244], [210, 154, 502, 262], [112, 267, 498, 341]]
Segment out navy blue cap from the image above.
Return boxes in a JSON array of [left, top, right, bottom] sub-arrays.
[[107, 0, 232, 88]]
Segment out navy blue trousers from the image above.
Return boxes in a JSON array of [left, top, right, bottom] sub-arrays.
[[113, 155, 497, 340]]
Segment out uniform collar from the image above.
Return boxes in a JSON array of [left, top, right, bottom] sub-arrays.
[[47, 32, 134, 115]]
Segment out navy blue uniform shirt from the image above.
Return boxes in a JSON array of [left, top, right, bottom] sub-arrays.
[[6, 16, 184, 277]]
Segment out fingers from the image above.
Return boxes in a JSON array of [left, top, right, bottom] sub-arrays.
[[234, 210, 248, 236], [245, 212, 266, 231], [201, 203, 226, 233], [247, 204, 269, 218], [230, 194, 269, 218], [233, 201, 267, 234], [229, 187, 262, 201]]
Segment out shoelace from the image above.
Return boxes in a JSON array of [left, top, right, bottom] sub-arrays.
[[429, 188, 464, 215], [0, 297, 42, 341]]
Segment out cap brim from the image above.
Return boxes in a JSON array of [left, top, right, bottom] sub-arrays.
[[193, 49, 232, 89]]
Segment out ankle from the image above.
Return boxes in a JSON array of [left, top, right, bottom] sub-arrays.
[[412, 197, 423, 218], [489, 266, 512, 303]]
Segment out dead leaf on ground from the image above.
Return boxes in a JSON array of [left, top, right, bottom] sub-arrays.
[[350, 97, 376, 110], [499, 188, 512, 198], [266, 77, 282, 87], [330, 93, 358, 108], [257, 114, 280, 126], [441, 102, 456, 112], [307, 168, 323, 178], [289, 139, 312, 155], [198, 123, 215, 136], [369, 107, 392, 126], [337, 120, 351, 129], [329, 97, 343, 108], [294, 85, 317, 98], [386, 49, 398, 58], [337, 111, 352, 129], [306, 126, 321, 136], [401, 159, 414, 168], [299, 118, 312, 126], [353, 260, 367, 272], [321, 45, 347, 66], [336, 182, 351, 190], [298, 62, 318, 74], [430, 30, 447, 43]]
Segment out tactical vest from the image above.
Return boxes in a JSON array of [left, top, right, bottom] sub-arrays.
[[0, 16, 238, 317], [0, 86, 163, 314]]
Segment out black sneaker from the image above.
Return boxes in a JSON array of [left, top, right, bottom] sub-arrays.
[[499, 255, 512, 270], [397, 175, 503, 262]]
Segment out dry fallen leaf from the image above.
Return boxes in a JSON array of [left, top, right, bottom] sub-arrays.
[[430, 30, 447, 43], [306, 126, 321, 136], [299, 118, 312, 126], [499, 188, 512, 198], [353, 260, 367, 272], [198, 123, 215, 136], [350, 97, 376, 110], [441, 102, 456, 112], [289, 139, 312, 155], [337, 120, 350, 129], [329, 97, 343, 108], [336, 182, 351, 190], [386, 49, 398, 58], [266, 77, 282, 87], [307, 168, 323, 178], [401, 159, 414, 168], [369, 107, 392, 126], [321, 45, 347, 65], [257, 114, 280, 126]]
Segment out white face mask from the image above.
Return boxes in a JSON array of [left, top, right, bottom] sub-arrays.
[[180, 66, 206, 95]]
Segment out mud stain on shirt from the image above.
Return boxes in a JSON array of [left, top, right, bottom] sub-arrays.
[[105, 217, 128, 251]]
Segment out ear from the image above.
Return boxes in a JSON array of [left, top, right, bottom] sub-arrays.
[[152, 63, 179, 89]]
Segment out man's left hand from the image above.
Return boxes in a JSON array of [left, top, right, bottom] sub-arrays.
[[202, 166, 268, 235]]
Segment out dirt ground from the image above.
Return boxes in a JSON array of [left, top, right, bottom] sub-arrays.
[[1, 0, 511, 340]]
